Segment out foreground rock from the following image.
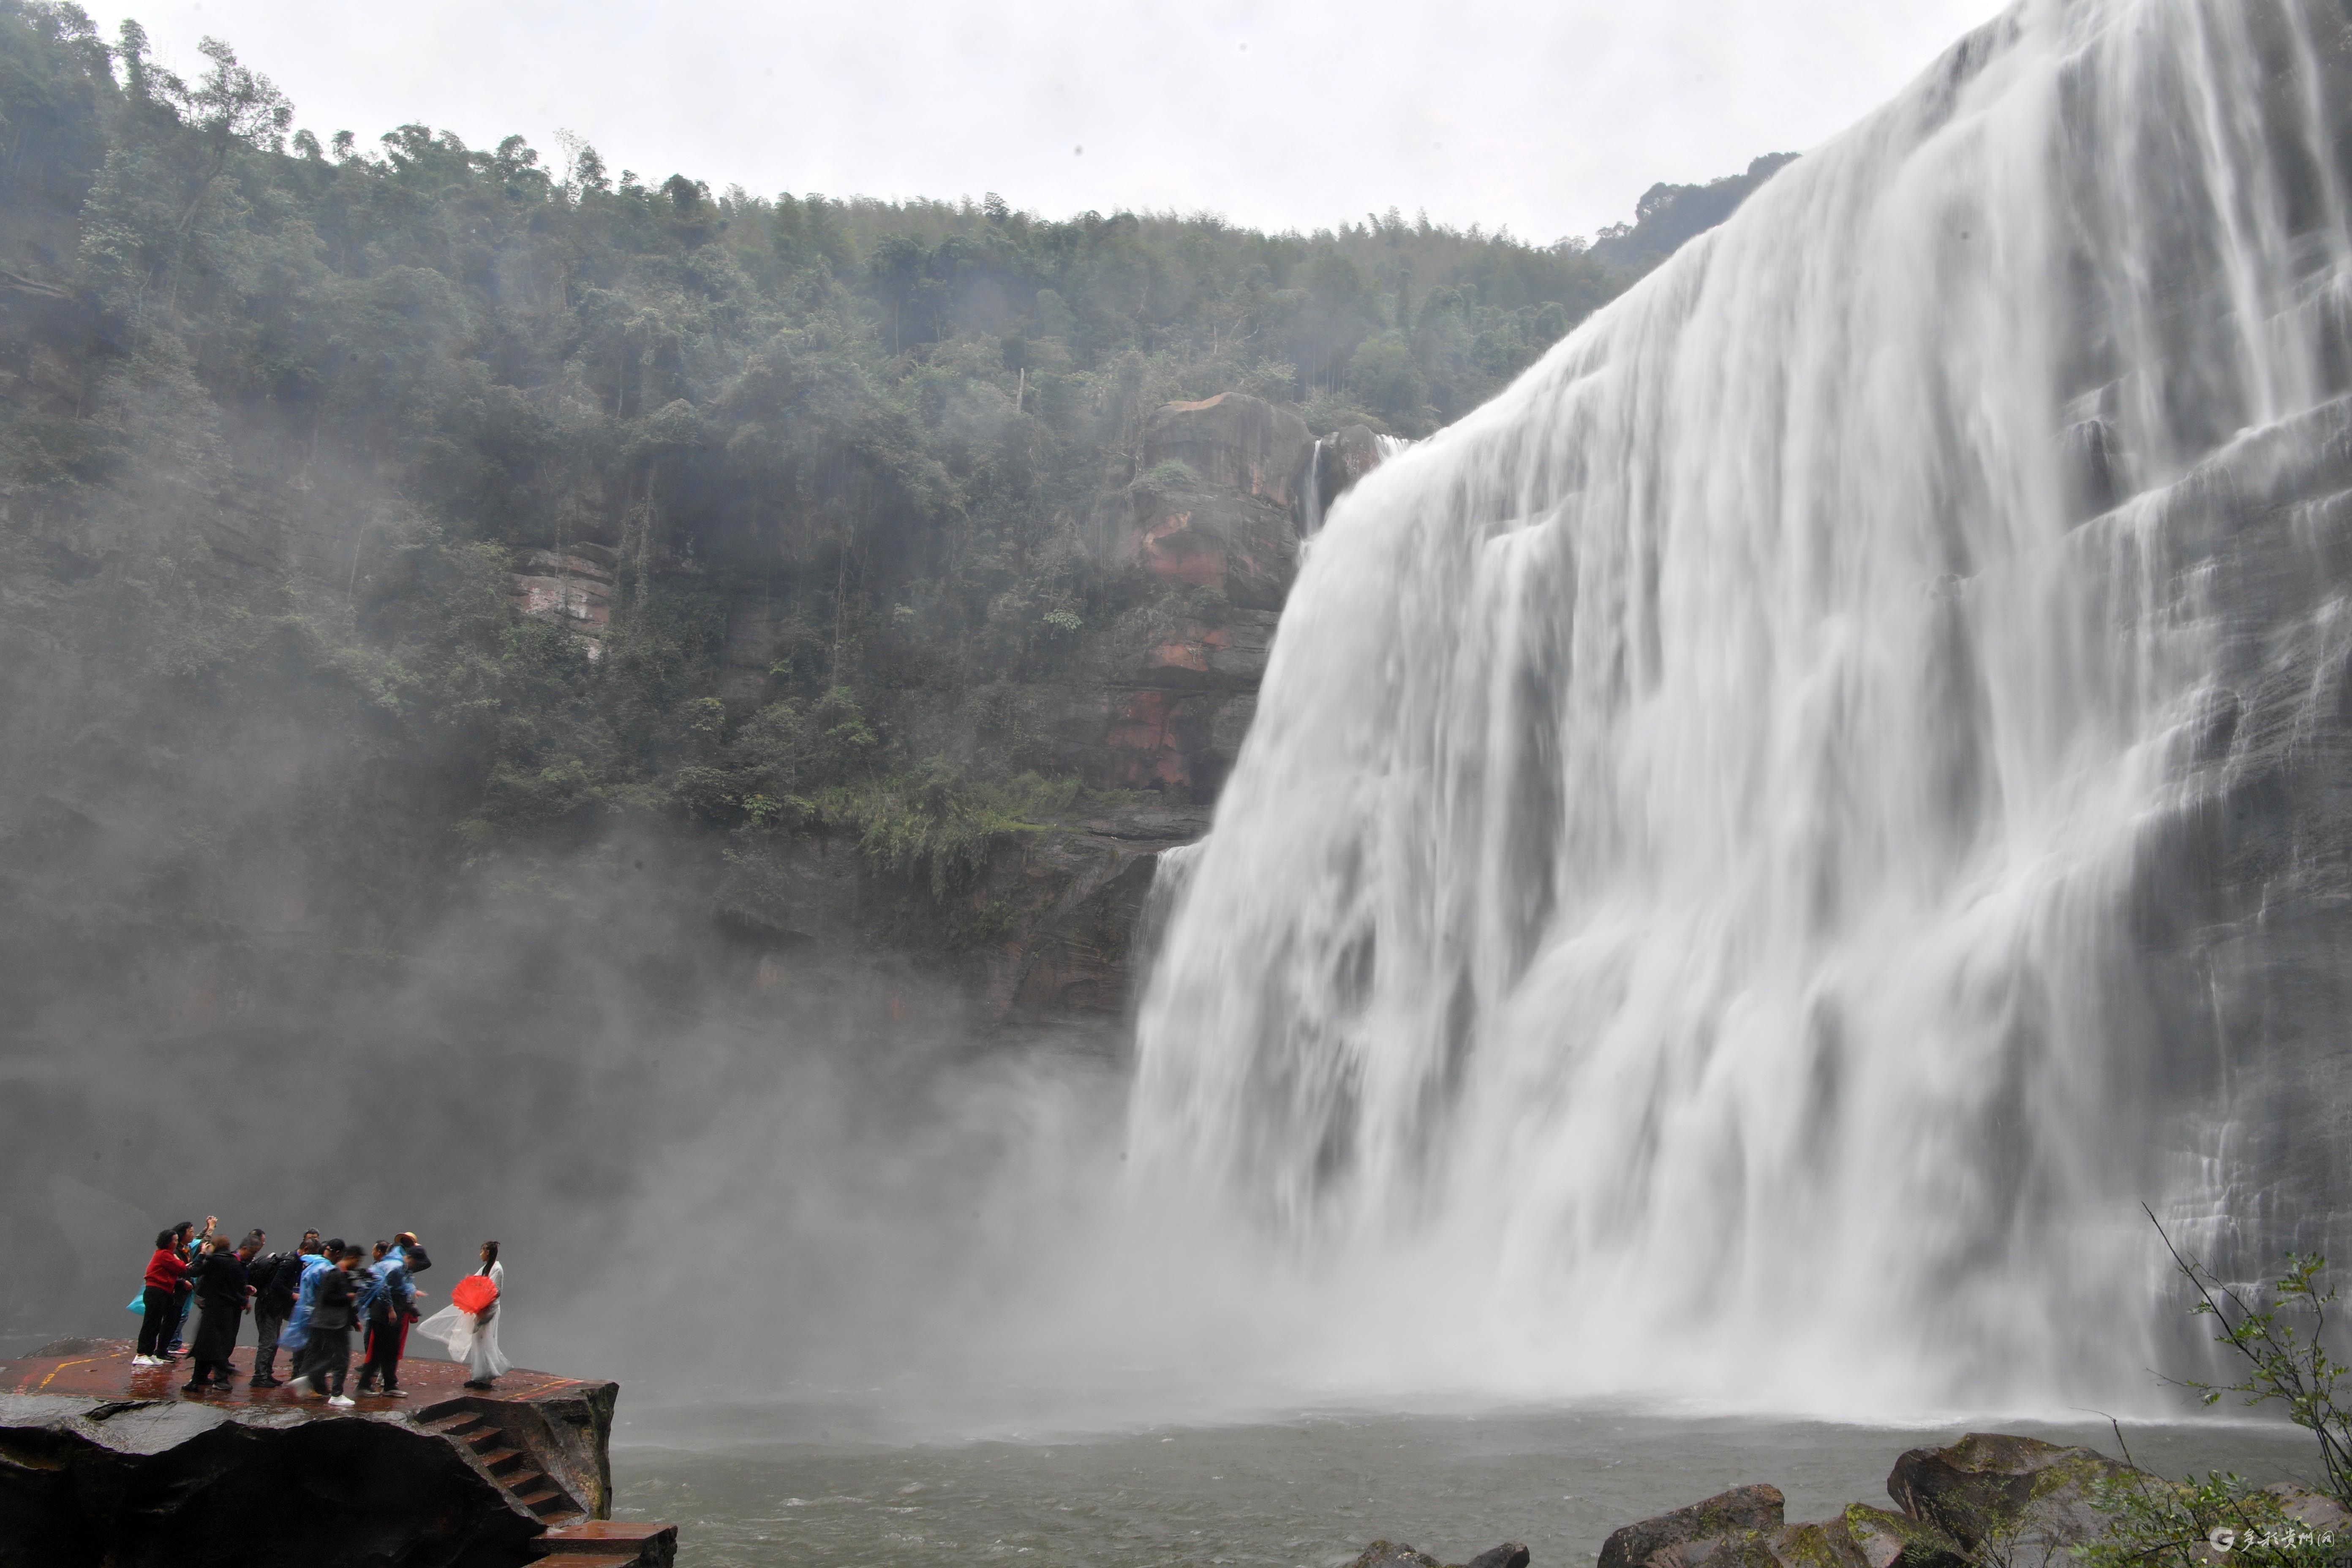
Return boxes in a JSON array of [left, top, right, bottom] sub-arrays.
[[1886, 1433, 2136, 1560], [0, 1339, 675, 1568], [1599, 1483, 1786, 1568], [1494, 1432, 2236, 1568]]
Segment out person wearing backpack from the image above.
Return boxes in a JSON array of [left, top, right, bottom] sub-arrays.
[[183, 1233, 257, 1393], [299, 1247, 364, 1406], [247, 1236, 310, 1388]]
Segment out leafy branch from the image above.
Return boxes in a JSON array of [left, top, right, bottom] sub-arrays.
[[2143, 1204, 2352, 1508]]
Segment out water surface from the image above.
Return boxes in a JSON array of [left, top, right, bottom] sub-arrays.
[[610, 1401, 2321, 1568]]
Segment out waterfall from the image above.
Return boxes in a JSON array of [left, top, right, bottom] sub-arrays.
[[1127, 841, 1206, 1024], [1129, 0, 2352, 1413], [1298, 439, 1328, 540]]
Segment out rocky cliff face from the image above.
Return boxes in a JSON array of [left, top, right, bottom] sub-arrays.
[[509, 390, 1396, 1037]]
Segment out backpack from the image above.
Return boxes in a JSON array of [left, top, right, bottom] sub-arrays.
[[251, 1253, 299, 1309]]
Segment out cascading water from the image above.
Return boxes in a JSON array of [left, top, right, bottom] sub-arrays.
[[1298, 439, 1328, 540], [1129, 0, 2352, 1413]]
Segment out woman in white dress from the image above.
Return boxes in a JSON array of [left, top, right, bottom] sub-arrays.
[[416, 1240, 511, 1387]]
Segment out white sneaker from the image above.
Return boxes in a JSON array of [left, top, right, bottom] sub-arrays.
[[327, 1394, 355, 1407], [132, 1356, 158, 1366]]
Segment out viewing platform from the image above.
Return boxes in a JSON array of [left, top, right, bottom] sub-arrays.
[[0, 1339, 676, 1568]]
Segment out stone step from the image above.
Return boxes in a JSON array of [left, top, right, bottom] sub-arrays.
[[536, 1520, 678, 1567], [512, 1480, 580, 1519], [477, 1446, 526, 1474]]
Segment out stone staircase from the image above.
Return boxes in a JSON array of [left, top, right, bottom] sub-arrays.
[[423, 1405, 583, 1524], [420, 1405, 675, 1566]]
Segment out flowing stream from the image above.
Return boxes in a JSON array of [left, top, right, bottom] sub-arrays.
[[1131, 0, 2352, 1416]]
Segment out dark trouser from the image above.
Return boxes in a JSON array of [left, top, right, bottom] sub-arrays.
[[357, 1314, 401, 1390], [136, 1287, 176, 1357], [167, 1287, 191, 1350], [299, 1326, 350, 1395], [253, 1309, 286, 1378]]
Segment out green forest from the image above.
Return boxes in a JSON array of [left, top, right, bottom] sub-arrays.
[[0, 1, 1776, 962]]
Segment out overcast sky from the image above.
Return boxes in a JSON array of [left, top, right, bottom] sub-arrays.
[[90, 1, 2009, 242]]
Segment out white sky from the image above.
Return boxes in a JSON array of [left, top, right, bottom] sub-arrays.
[[90, 0, 2009, 242]]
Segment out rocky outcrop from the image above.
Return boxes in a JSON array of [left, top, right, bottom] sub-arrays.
[[1107, 393, 1311, 610], [0, 1341, 672, 1568], [713, 799, 1209, 1032], [1141, 392, 1312, 509]]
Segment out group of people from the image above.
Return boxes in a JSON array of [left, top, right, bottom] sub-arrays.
[[133, 1219, 510, 1407]]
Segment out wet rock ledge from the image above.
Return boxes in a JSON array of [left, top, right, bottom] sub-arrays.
[[0, 1338, 675, 1568], [1360, 1433, 2350, 1568]]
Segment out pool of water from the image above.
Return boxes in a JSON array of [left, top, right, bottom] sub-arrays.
[[607, 1399, 2322, 1568]]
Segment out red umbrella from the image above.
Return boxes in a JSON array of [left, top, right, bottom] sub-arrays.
[[452, 1274, 499, 1315]]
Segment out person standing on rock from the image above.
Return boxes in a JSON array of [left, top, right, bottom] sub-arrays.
[[299, 1246, 364, 1406], [133, 1228, 188, 1366], [165, 1216, 215, 1357], [417, 1240, 509, 1388], [183, 1233, 257, 1393], [278, 1235, 341, 1380], [355, 1239, 418, 1396], [247, 1235, 307, 1388]]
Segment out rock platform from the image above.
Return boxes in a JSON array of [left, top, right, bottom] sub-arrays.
[[0, 1338, 675, 1568]]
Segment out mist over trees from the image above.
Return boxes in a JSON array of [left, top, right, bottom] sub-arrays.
[[0, 0, 1791, 1354], [0, 0, 1789, 1010], [0, 3, 1650, 911]]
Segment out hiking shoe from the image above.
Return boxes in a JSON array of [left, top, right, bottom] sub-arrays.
[[327, 1394, 355, 1408], [249, 1376, 281, 1388], [381, 1388, 408, 1398]]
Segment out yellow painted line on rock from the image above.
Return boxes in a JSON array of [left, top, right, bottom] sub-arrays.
[[31, 1358, 96, 1393]]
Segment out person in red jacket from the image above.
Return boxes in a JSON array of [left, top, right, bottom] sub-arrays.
[[133, 1230, 188, 1365]]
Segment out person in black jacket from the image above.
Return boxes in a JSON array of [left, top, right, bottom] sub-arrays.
[[247, 1236, 310, 1388], [182, 1233, 254, 1393], [298, 1246, 364, 1406]]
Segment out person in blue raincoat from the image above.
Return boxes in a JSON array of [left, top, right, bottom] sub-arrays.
[[276, 1236, 340, 1376]]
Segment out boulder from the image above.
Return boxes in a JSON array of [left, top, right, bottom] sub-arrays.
[[1348, 1544, 1446, 1568], [1886, 1433, 2137, 1560], [1600, 1484, 1787, 1568], [1462, 1548, 1531, 1568], [1141, 393, 1312, 509]]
